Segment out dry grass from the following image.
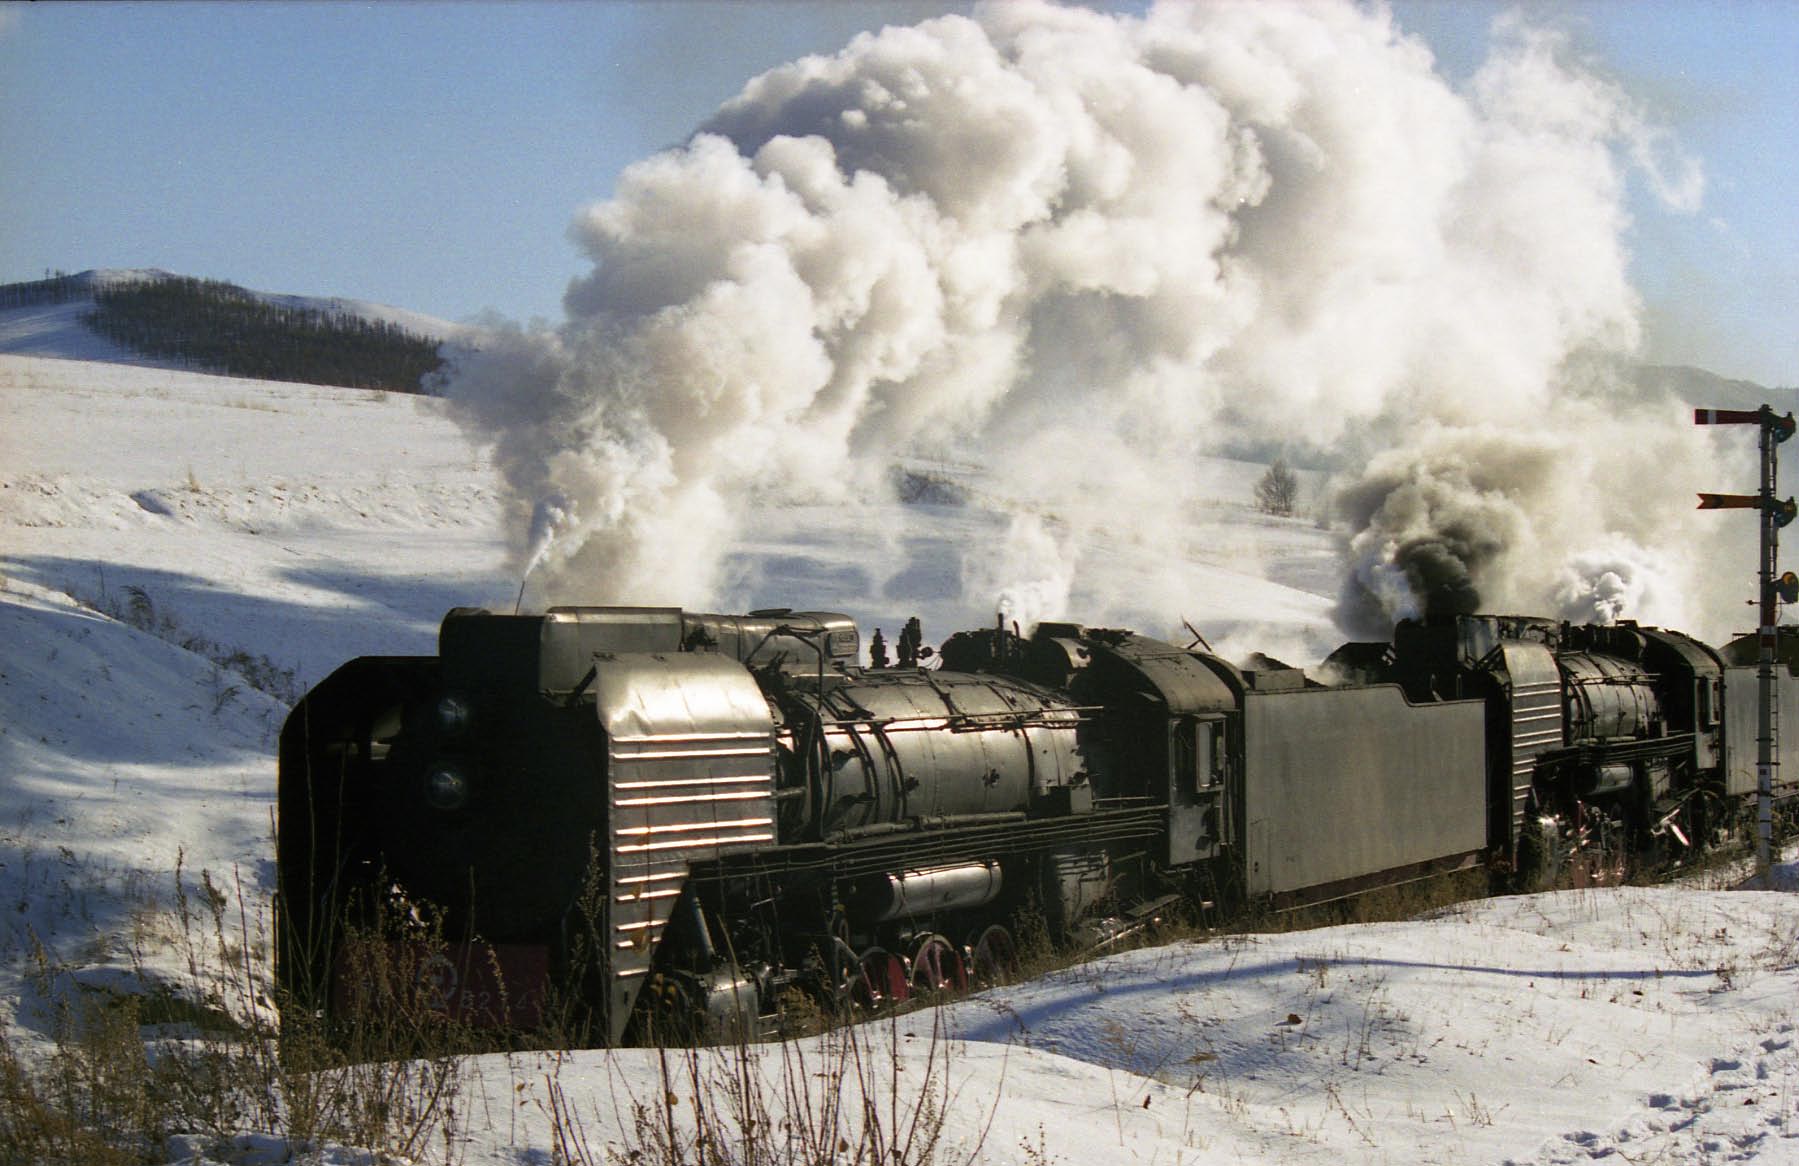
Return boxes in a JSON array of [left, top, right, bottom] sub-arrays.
[[0, 854, 993, 1166], [538, 1010, 983, 1166], [0, 865, 477, 1165]]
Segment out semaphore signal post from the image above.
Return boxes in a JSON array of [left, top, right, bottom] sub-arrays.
[[1696, 405, 1797, 880]]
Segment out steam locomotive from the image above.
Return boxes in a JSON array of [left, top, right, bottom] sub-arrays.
[[276, 604, 1798, 1044]]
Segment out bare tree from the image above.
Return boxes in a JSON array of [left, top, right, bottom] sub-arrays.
[[1254, 458, 1301, 517]]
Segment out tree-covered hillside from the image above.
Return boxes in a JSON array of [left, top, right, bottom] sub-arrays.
[[83, 274, 444, 392], [0, 270, 446, 393], [0, 271, 89, 309]]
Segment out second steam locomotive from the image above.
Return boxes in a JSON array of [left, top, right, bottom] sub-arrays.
[[277, 603, 1796, 1043]]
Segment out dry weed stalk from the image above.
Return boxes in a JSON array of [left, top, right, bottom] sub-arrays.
[[537, 1009, 986, 1166]]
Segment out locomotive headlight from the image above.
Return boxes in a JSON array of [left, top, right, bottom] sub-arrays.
[[422, 763, 471, 812], [435, 693, 471, 736]]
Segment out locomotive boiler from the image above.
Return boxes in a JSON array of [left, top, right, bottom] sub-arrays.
[[278, 604, 1489, 1044]]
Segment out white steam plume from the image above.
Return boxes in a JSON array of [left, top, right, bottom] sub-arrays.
[[959, 513, 1077, 635], [448, 1, 1731, 643]]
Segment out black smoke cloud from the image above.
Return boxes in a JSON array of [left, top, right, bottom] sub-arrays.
[[1332, 414, 1723, 641], [1332, 441, 1524, 637], [1387, 535, 1487, 619]]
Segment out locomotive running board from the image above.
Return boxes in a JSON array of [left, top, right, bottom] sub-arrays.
[[684, 804, 1168, 884]]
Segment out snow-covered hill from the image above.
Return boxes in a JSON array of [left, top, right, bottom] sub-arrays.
[[0, 268, 467, 371], [2, 351, 1797, 1165]]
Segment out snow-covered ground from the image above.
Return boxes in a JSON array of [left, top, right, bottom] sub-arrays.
[[3, 349, 1797, 1165]]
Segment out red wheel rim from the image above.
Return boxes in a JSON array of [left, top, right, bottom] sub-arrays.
[[909, 933, 968, 994], [860, 947, 911, 1004]]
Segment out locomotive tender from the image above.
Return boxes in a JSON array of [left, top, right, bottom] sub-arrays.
[[277, 604, 1796, 1043]]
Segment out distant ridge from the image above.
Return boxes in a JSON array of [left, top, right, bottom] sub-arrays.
[[1637, 363, 1799, 414], [0, 269, 464, 393], [3, 270, 1786, 410]]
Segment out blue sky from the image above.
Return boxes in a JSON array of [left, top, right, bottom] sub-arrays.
[[1, 1, 1792, 386]]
